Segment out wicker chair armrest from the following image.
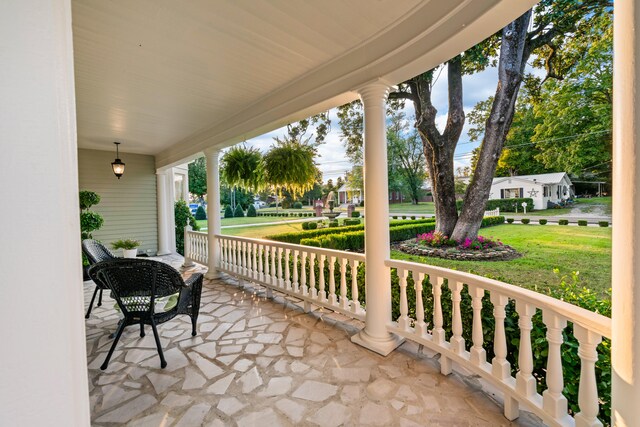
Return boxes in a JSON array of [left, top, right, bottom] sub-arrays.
[[177, 273, 203, 317]]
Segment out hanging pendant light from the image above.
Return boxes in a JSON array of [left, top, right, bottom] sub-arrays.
[[111, 142, 125, 179]]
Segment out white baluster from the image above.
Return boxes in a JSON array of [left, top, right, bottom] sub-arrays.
[[292, 250, 299, 292], [397, 268, 410, 331], [328, 256, 337, 305], [277, 247, 284, 288], [490, 292, 510, 380], [414, 271, 427, 336], [449, 280, 465, 354], [309, 253, 317, 298], [340, 258, 348, 309], [319, 254, 326, 301], [432, 275, 450, 375], [284, 248, 291, 290], [542, 311, 569, 422], [350, 259, 360, 314], [516, 300, 536, 398], [574, 325, 603, 427], [270, 246, 277, 286], [251, 242, 257, 280], [300, 251, 308, 296], [258, 244, 264, 282], [469, 284, 486, 366], [231, 240, 237, 273]]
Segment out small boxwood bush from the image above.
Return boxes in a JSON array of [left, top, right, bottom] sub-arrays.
[[299, 238, 321, 247], [195, 205, 207, 220], [247, 204, 257, 217], [392, 216, 398, 220], [329, 220, 339, 228], [402, 216, 407, 220], [344, 219, 361, 226], [301, 222, 310, 230], [293, 201, 303, 209], [224, 205, 234, 219], [482, 216, 505, 227], [578, 220, 588, 226], [233, 205, 245, 217], [506, 218, 514, 224], [411, 216, 416, 220], [521, 218, 530, 224], [559, 219, 569, 225], [539, 219, 547, 225], [307, 222, 318, 230], [457, 197, 534, 213], [351, 211, 361, 218], [599, 221, 609, 227]]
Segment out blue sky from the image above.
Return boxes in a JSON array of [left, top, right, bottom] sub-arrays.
[[243, 64, 501, 183]]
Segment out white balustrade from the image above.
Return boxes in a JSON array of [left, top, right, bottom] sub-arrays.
[[185, 231, 611, 427], [385, 258, 610, 427]]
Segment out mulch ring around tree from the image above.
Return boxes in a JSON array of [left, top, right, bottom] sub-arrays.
[[394, 241, 522, 261]]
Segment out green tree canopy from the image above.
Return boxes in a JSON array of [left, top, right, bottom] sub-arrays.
[[188, 157, 207, 203]]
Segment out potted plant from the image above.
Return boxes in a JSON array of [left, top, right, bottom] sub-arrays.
[[111, 239, 141, 258]]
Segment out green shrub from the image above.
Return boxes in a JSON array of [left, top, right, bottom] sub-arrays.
[[521, 218, 530, 224], [539, 219, 547, 225], [392, 216, 398, 220], [80, 211, 104, 240], [247, 204, 257, 217], [79, 190, 101, 210], [457, 197, 534, 213], [175, 200, 199, 255], [481, 216, 505, 227], [329, 220, 339, 228], [234, 205, 245, 217], [343, 219, 361, 226], [507, 218, 514, 224], [352, 211, 361, 218], [292, 201, 303, 209], [599, 221, 609, 227], [299, 238, 321, 247], [307, 222, 318, 230], [578, 220, 588, 226], [195, 205, 207, 220], [224, 205, 234, 218], [301, 222, 310, 230], [402, 216, 407, 220], [411, 216, 416, 220], [559, 219, 569, 225]]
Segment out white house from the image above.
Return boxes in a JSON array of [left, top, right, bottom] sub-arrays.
[[488, 172, 574, 210]]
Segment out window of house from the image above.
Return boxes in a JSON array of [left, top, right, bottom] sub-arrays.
[[543, 186, 548, 197], [502, 188, 521, 199]]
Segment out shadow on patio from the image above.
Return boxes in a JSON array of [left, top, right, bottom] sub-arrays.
[[85, 259, 541, 426]]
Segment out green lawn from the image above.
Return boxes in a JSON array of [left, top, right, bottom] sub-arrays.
[[523, 196, 611, 217], [388, 202, 435, 214], [196, 216, 308, 230], [220, 221, 304, 238], [392, 224, 611, 296]]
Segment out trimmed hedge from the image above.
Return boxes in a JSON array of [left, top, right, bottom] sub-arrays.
[[344, 219, 361, 226], [578, 220, 588, 226], [224, 205, 234, 219], [559, 219, 569, 225], [351, 211, 361, 218], [521, 218, 530, 224], [539, 219, 547, 225], [293, 201, 303, 209], [457, 198, 534, 213], [247, 204, 257, 217], [293, 217, 505, 251], [507, 218, 514, 224], [308, 222, 318, 230], [195, 205, 207, 220], [234, 205, 245, 217], [599, 221, 609, 227]]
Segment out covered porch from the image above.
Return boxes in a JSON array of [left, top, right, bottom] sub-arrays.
[[3, 1, 640, 427]]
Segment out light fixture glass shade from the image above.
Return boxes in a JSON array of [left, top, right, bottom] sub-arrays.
[[112, 159, 125, 178]]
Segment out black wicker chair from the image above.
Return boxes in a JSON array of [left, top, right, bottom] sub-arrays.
[[89, 258, 203, 370], [82, 239, 117, 318]]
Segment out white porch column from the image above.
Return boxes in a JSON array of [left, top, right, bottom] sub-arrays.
[[612, 1, 640, 425], [351, 80, 404, 355], [205, 149, 222, 279], [157, 170, 172, 255], [0, 0, 90, 425]]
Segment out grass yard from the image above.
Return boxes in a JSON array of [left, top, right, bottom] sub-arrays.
[[388, 202, 435, 214], [196, 216, 310, 230], [392, 224, 611, 296], [220, 221, 304, 238]]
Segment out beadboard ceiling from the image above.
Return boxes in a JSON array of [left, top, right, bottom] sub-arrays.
[[72, 0, 537, 168]]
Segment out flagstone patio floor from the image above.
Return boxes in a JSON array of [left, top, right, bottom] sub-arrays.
[[85, 257, 542, 426]]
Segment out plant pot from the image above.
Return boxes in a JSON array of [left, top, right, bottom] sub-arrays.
[[123, 248, 138, 258]]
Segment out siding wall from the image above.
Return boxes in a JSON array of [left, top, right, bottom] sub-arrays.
[[78, 149, 158, 255]]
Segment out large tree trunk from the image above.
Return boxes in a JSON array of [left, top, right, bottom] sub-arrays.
[[414, 56, 465, 237], [451, 11, 532, 241]]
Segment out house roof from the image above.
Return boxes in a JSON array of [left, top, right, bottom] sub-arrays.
[[494, 172, 570, 185], [71, 0, 537, 168]]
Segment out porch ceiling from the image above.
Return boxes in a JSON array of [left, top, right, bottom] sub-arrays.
[[72, 0, 537, 168]]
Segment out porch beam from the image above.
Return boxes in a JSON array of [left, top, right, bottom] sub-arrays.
[[205, 149, 222, 279], [612, 0, 640, 424], [351, 80, 404, 355]]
